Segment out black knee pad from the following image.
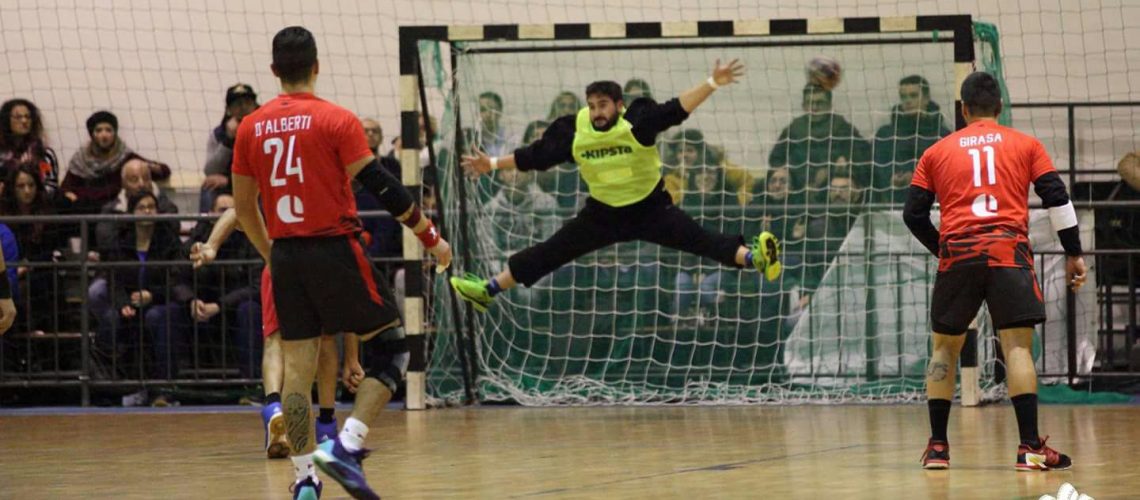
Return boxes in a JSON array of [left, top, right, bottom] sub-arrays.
[[363, 327, 410, 393]]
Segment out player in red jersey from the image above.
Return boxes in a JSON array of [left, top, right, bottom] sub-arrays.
[[190, 209, 347, 458], [232, 26, 451, 500], [905, 72, 1086, 471]]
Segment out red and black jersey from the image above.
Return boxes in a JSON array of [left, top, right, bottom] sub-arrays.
[[912, 120, 1056, 271], [232, 92, 373, 239]]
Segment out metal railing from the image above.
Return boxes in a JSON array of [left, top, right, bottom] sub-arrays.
[[3, 201, 1139, 404]]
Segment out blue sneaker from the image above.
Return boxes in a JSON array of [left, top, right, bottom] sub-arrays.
[[313, 438, 378, 500], [262, 402, 290, 459], [316, 417, 338, 444], [290, 476, 322, 500]]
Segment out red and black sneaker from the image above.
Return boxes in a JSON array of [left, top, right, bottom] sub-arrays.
[[1016, 436, 1072, 471], [921, 439, 950, 469]]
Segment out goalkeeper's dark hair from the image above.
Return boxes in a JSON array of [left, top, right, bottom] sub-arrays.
[[960, 72, 1002, 117], [272, 26, 318, 85], [585, 81, 623, 104], [899, 75, 931, 97]]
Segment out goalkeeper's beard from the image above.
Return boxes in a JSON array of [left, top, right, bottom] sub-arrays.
[[592, 114, 618, 132]]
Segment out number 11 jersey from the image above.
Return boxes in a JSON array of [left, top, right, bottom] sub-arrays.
[[232, 92, 372, 239], [911, 120, 1057, 271]]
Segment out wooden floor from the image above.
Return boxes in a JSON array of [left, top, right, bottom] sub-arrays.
[[0, 404, 1136, 499]]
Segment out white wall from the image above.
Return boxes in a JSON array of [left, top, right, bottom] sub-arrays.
[[1, 0, 1136, 195]]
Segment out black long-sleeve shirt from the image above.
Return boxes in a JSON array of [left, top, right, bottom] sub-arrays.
[[903, 171, 1082, 256], [514, 97, 690, 171]]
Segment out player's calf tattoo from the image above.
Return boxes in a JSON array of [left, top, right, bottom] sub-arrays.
[[284, 392, 310, 450], [926, 361, 949, 382]]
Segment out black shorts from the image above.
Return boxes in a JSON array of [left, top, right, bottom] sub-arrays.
[[271, 235, 401, 341], [930, 266, 1045, 335], [507, 181, 744, 287]]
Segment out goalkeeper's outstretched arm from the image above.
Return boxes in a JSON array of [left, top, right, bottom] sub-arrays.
[[462, 114, 575, 177], [678, 58, 745, 113]]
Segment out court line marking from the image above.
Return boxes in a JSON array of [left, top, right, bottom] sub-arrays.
[[514, 443, 864, 497]]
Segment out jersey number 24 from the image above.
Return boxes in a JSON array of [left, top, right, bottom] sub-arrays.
[[264, 135, 306, 224]]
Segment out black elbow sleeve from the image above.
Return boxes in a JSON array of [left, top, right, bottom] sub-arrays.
[[356, 160, 415, 216]]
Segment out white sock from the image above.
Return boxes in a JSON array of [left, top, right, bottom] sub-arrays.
[[339, 417, 369, 453], [291, 453, 317, 482]]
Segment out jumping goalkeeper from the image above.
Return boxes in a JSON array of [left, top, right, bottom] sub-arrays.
[[452, 58, 780, 312]]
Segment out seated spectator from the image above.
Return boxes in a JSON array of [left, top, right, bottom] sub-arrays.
[[174, 192, 261, 378], [357, 117, 404, 257], [485, 167, 559, 307], [93, 191, 185, 381], [362, 117, 384, 156], [1, 98, 60, 195], [768, 84, 872, 202], [871, 75, 951, 205], [474, 91, 516, 156], [62, 111, 170, 214], [524, 119, 583, 210], [801, 175, 863, 294], [753, 166, 807, 243], [673, 164, 740, 321], [623, 78, 653, 101], [662, 128, 753, 205], [200, 84, 259, 211], [547, 91, 581, 120], [94, 155, 179, 252], [1, 164, 72, 331]]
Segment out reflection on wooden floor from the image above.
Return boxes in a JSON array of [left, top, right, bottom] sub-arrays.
[[0, 404, 1135, 499]]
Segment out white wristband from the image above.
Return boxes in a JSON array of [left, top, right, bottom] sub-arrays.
[[706, 76, 720, 90], [490, 156, 499, 170]]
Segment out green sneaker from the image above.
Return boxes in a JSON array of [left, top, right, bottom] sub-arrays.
[[752, 231, 782, 282], [449, 273, 494, 312]]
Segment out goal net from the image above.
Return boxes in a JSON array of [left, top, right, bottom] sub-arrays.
[[411, 18, 1081, 405]]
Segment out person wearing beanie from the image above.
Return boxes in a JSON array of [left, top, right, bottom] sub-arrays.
[[61, 109, 169, 213]]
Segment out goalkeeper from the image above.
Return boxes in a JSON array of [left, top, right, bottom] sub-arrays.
[[452, 58, 780, 312]]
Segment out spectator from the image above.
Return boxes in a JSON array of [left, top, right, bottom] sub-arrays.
[[753, 166, 807, 243], [525, 119, 583, 210], [62, 111, 170, 214], [871, 75, 951, 204], [1, 165, 71, 331], [474, 91, 515, 156], [93, 155, 179, 253], [674, 164, 739, 321], [485, 167, 559, 307], [362, 117, 384, 156], [200, 84, 259, 211], [357, 117, 404, 257], [546, 91, 581, 120], [801, 175, 863, 294], [623, 78, 653, 101], [0, 98, 60, 195], [175, 192, 262, 378], [663, 128, 753, 205], [768, 84, 872, 202], [94, 191, 185, 381]]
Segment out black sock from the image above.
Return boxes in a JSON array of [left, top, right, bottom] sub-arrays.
[[1011, 393, 1040, 447], [318, 407, 336, 424], [265, 392, 281, 405], [928, 398, 951, 442]]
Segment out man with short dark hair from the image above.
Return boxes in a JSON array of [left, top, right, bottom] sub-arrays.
[[905, 71, 1085, 471], [232, 25, 451, 500], [452, 59, 781, 312], [872, 75, 951, 204], [768, 84, 871, 199], [475, 90, 514, 156]]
